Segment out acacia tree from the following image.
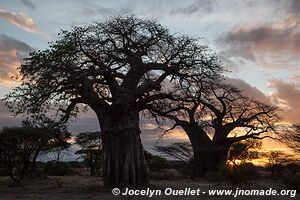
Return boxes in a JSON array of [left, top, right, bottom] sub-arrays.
[[21, 115, 71, 168], [0, 127, 50, 182], [150, 82, 280, 177], [154, 142, 194, 178], [4, 15, 222, 187], [280, 124, 300, 153], [75, 132, 102, 176], [227, 139, 262, 166]]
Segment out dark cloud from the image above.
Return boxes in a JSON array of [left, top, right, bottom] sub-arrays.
[[171, 0, 217, 15], [81, 5, 115, 16], [21, 0, 36, 9], [218, 13, 300, 71], [287, 0, 300, 14], [225, 24, 300, 54], [0, 34, 33, 85], [269, 79, 300, 123], [0, 34, 32, 52], [218, 0, 300, 64]]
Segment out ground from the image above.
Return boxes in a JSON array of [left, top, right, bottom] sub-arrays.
[[0, 176, 297, 200]]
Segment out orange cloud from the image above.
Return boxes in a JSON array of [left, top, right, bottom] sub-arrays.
[[0, 9, 48, 37], [0, 34, 33, 86]]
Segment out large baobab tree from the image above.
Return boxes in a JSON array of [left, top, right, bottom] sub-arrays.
[[4, 15, 222, 187], [150, 82, 280, 177]]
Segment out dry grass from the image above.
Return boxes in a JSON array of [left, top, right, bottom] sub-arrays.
[[0, 176, 296, 200]]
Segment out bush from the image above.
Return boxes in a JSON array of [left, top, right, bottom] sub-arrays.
[[43, 161, 74, 176], [212, 163, 258, 186], [147, 155, 170, 172]]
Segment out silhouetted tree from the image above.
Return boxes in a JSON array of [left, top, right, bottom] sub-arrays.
[[280, 124, 300, 153], [0, 127, 50, 182], [144, 152, 170, 172], [266, 151, 287, 177], [75, 132, 102, 176], [21, 115, 71, 167], [4, 15, 222, 186], [150, 82, 280, 177], [228, 139, 262, 166], [154, 142, 194, 178]]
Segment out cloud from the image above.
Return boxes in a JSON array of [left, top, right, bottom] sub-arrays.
[[0, 9, 48, 37], [225, 77, 270, 103], [171, 0, 217, 16], [269, 79, 300, 123], [0, 34, 33, 85], [218, 0, 300, 65], [218, 12, 300, 76], [0, 34, 32, 52], [222, 20, 300, 56], [286, 0, 300, 14], [21, 0, 36, 9]]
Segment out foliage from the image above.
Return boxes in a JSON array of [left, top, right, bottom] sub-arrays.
[[228, 139, 262, 165], [146, 155, 170, 172], [4, 14, 222, 122], [21, 116, 71, 155], [154, 142, 193, 166], [266, 151, 290, 177], [154, 142, 193, 176], [280, 124, 300, 153], [75, 132, 102, 176], [0, 127, 51, 182]]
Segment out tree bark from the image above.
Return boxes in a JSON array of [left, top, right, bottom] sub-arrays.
[[96, 105, 149, 188], [182, 123, 232, 178], [193, 144, 230, 177]]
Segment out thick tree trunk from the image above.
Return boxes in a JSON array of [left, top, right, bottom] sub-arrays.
[[96, 105, 149, 188], [183, 124, 231, 178], [193, 145, 230, 177], [187, 129, 230, 177]]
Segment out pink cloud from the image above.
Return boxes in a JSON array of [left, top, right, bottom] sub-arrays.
[[269, 79, 300, 123], [0, 9, 48, 37]]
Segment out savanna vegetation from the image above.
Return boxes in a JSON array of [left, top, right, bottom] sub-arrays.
[[0, 15, 299, 199]]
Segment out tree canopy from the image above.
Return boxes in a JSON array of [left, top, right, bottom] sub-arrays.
[[4, 15, 222, 122], [0, 127, 50, 182]]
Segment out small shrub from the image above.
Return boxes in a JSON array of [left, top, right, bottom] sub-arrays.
[[43, 161, 73, 176], [147, 155, 170, 172]]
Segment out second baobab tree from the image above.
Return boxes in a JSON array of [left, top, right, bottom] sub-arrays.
[[4, 15, 222, 187], [150, 81, 280, 177]]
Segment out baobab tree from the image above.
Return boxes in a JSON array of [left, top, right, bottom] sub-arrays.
[[4, 15, 222, 187], [150, 82, 280, 177]]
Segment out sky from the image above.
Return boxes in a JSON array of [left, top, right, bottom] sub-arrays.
[[0, 0, 300, 153]]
